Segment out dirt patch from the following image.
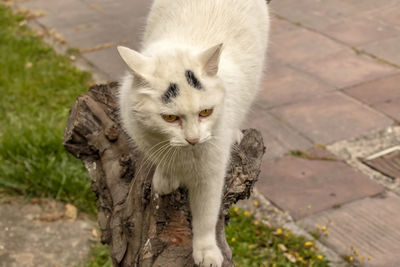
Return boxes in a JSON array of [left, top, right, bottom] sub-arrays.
[[0, 194, 96, 267]]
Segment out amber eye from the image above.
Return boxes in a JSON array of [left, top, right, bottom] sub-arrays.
[[162, 114, 179, 123], [199, 109, 213, 118]]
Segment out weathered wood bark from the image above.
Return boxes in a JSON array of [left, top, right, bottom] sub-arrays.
[[63, 82, 265, 267]]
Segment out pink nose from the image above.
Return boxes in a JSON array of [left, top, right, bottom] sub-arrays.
[[185, 138, 199, 145]]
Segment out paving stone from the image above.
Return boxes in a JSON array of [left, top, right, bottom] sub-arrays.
[[270, 26, 345, 64], [270, 0, 350, 30], [259, 64, 334, 108], [361, 36, 400, 67], [270, 92, 394, 144], [320, 16, 400, 46], [374, 98, 400, 122], [298, 49, 399, 88], [355, 0, 400, 19], [60, 19, 134, 50], [244, 105, 312, 160], [82, 46, 127, 80], [344, 74, 400, 121], [257, 155, 384, 220], [299, 192, 400, 266], [20, 0, 103, 29], [344, 73, 400, 105], [19, 0, 151, 70], [269, 16, 299, 38], [371, 3, 400, 27]]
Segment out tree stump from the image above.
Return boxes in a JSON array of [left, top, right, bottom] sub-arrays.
[[63, 82, 265, 266]]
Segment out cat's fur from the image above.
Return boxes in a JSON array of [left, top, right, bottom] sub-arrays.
[[117, 0, 269, 266]]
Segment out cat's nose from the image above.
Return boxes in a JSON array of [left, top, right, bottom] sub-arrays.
[[185, 138, 199, 146]]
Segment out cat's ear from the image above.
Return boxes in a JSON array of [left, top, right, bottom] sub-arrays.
[[117, 46, 152, 82], [198, 43, 223, 76]]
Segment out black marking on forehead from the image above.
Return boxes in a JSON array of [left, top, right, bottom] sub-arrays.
[[162, 83, 179, 103], [185, 70, 202, 90]]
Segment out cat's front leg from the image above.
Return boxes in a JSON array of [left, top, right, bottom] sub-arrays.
[[189, 174, 224, 267], [152, 165, 179, 195]]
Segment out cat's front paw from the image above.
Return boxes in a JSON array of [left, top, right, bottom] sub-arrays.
[[152, 167, 179, 195], [193, 244, 223, 267]]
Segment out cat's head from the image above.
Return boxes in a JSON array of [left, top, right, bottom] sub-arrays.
[[117, 44, 225, 147]]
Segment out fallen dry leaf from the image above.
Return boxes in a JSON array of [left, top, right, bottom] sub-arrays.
[[278, 243, 287, 252], [92, 228, 99, 238], [79, 42, 116, 53], [64, 204, 78, 220], [34, 212, 64, 222], [283, 253, 297, 263]]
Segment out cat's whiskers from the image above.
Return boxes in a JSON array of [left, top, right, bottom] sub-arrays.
[[207, 141, 224, 153], [135, 140, 169, 177], [143, 143, 172, 182], [172, 147, 181, 178], [167, 147, 178, 177], [159, 146, 174, 173], [140, 142, 170, 179]]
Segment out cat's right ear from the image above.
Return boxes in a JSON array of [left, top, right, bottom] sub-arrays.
[[117, 46, 152, 82]]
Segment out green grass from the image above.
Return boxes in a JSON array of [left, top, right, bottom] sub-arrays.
[[0, 3, 96, 214], [226, 207, 330, 266], [80, 244, 112, 267]]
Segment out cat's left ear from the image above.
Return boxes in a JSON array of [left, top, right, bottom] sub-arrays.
[[197, 43, 223, 76]]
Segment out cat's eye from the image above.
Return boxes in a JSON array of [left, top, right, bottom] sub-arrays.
[[162, 114, 179, 123], [199, 109, 213, 118]]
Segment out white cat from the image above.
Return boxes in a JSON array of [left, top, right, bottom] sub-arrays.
[[117, 0, 269, 266]]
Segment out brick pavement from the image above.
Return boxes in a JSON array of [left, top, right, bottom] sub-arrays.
[[13, 0, 400, 265]]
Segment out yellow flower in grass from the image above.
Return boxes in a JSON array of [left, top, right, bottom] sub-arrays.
[[275, 228, 283, 235], [254, 220, 259, 226], [321, 226, 327, 231], [317, 255, 323, 260], [233, 207, 239, 213], [284, 231, 291, 237], [316, 225, 321, 230], [244, 211, 250, 217], [349, 256, 354, 262], [304, 241, 313, 247], [253, 200, 259, 206], [360, 256, 364, 261], [296, 254, 307, 264], [324, 231, 329, 236], [231, 237, 236, 242], [248, 244, 253, 249], [353, 249, 358, 255]]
